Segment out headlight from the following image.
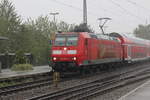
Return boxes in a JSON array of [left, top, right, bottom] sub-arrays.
[[73, 57, 77, 60], [52, 50, 62, 54], [64, 47, 67, 50], [53, 57, 57, 60], [67, 50, 77, 54]]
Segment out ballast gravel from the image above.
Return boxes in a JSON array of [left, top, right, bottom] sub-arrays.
[[1, 62, 150, 100], [92, 79, 148, 100]]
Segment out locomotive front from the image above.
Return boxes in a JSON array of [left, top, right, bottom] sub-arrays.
[[51, 33, 83, 72]]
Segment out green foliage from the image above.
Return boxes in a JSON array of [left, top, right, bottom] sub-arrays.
[[11, 64, 33, 71], [24, 16, 75, 65], [24, 16, 51, 65], [71, 23, 94, 32], [0, 81, 16, 87], [14, 50, 29, 64], [0, 0, 21, 52], [0, 78, 33, 88], [134, 24, 150, 40], [0, 0, 95, 66]]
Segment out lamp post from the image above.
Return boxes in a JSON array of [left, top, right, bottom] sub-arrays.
[[50, 12, 59, 23], [49, 12, 59, 42]]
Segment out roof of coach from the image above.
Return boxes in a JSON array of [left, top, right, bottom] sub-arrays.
[[87, 33, 121, 42], [109, 32, 150, 45], [56, 32, 93, 39], [56, 32, 121, 42]]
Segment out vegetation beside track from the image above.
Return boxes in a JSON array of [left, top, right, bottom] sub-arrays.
[[0, 78, 33, 88], [0, 72, 51, 88], [11, 64, 33, 71]]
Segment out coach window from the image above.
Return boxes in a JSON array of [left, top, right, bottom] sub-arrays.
[[66, 36, 78, 46], [112, 37, 119, 42], [54, 37, 66, 46]]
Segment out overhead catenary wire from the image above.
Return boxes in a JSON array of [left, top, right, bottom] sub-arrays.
[[88, 0, 124, 16], [48, 0, 147, 32], [124, 0, 150, 13], [50, 0, 145, 23], [89, 0, 149, 23], [87, 0, 138, 23], [50, 0, 130, 21], [49, 0, 122, 27], [50, 0, 98, 16], [108, 0, 145, 22], [49, 0, 132, 25], [87, 0, 145, 28]]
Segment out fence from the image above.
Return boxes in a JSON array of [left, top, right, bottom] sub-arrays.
[[0, 53, 33, 69]]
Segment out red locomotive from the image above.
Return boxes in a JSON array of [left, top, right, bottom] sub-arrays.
[[50, 32, 150, 72]]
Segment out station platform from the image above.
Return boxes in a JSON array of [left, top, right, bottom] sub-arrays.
[[0, 65, 52, 79], [119, 80, 150, 100]]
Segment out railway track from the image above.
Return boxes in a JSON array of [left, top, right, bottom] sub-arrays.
[[28, 64, 150, 100], [0, 72, 51, 86], [0, 72, 78, 99], [0, 78, 52, 95], [0, 72, 53, 100], [1, 62, 150, 100]]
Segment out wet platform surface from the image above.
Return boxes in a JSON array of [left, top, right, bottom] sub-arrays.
[[0, 65, 52, 79], [119, 80, 150, 100]]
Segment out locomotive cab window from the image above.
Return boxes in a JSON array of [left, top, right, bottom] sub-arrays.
[[54, 37, 66, 46], [54, 34, 78, 46], [66, 36, 78, 46]]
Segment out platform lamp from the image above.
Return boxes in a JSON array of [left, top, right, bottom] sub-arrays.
[[50, 12, 59, 23], [49, 12, 59, 40]]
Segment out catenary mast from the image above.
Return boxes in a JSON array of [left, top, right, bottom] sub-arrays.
[[83, 0, 87, 26]]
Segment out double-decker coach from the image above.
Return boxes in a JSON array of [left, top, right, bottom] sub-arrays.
[[110, 32, 150, 62]]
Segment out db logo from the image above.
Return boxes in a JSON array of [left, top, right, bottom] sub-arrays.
[[62, 50, 67, 54]]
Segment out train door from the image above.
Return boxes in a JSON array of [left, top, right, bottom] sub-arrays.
[[85, 38, 88, 59], [121, 45, 125, 60], [86, 38, 92, 61], [127, 45, 132, 61]]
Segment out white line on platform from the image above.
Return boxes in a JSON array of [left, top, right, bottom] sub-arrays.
[[118, 80, 150, 100]]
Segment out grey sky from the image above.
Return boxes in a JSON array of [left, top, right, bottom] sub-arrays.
[[11, 0, 150, 33]]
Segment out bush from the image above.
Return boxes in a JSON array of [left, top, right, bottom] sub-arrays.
[[14, 50, 29, 64], [11, 64, 33, 71]]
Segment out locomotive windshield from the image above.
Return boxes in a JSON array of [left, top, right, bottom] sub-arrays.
[[66, 37, 78, 46], [55, 37, 66, 46], [54, 34, 78, 46]]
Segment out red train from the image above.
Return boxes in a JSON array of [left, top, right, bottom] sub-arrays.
[[50, 32, 150, 72]]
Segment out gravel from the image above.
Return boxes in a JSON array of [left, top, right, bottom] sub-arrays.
[[92, 79, 149, 100], [1, 62, 150, 100]]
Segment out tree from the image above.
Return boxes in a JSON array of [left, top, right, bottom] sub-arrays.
[[24, 20, 49, 65], [14, 50, 28, 64], [0, 0, 96, 66], [72, 23, 94, 32], [24, 16, 75, 65], [134, 24, 150, 40], [0, 0, 21, 52]]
